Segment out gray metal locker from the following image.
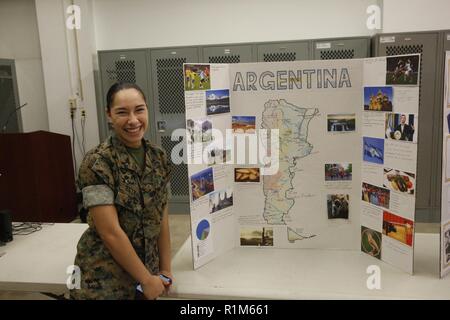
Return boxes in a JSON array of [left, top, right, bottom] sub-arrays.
[[434, 30, 450, 223], [149, 47, 200, 214], [97, 49, 149, 142], [312, 37, 370, 60], [443, 30, 450, 52], [256, 41, 310, 62], [0, 59, 21, 133], [372, 31, 440, 222], [202, 44, 254, 63]]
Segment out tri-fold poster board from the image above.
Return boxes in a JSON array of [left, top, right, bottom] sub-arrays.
[[441, 51, 450, 278], [183, 54, 422, 274]]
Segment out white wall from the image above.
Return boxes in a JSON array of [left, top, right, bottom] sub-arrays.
[[35, 0, 100, 172], [383, 0, 450, 33], [0, 0, 49, 132], [93, 0, 382, 50], [4, 0, 450, 176]]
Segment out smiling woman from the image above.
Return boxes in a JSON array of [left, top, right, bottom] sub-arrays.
[[106, 83, 148, 148], [70, 82, 173, 300]]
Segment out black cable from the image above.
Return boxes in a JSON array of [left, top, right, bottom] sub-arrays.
[[11, 222, 55, 236], [73, 115, 84, 158], [71, 116, 77, 172], [81, 111, 86, 156], [1, 103, 28, 132], [12, 222, 42, 235]]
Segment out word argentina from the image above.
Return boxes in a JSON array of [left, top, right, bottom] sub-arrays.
[[233, 68, 352, 91]]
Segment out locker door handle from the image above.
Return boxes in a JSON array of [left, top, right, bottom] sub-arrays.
[[157, 121, 167, 133]]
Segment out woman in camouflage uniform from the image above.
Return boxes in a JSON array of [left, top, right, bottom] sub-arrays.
[[70, 82, 172, 300]]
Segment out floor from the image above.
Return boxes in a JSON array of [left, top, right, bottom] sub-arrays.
[[0, 216, 440, 299]]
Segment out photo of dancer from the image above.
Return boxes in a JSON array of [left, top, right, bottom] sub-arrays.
[[361, 226, 382, 259], [386, 55, 420, 85]]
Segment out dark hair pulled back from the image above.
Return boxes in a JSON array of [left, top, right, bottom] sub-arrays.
[[106, 82, 146, 111]]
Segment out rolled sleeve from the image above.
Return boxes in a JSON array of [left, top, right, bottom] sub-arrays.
[[78, 151, 116, 209], [82, 184, 114, 208]]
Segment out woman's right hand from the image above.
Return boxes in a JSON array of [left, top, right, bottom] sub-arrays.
[[141, 275, 166, 300]]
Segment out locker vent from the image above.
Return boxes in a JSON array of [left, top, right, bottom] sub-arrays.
[[320, 49, 355, 60], [156, 58, 186, 114], [208, 55, 241, 63], [263, 52, 296, 62], [106, 60, 136, 84], [161, 135, 189, 197]]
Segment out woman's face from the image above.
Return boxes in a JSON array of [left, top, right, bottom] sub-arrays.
[[107, 88, 148, 148]]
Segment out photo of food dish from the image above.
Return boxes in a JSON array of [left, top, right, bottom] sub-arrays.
[[383, 168, 415, 195], [234, 168, 260, 183]]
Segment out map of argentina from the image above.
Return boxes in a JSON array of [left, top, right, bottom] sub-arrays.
[[261, 99, 319, 225]]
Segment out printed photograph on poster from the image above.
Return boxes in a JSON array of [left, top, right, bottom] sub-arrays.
[[446, 136, 450, 181], [206, 89, 230, 115], [363, 137, 384, 164], [382, 211, 414, 247], [383, 168, 415, 195], [443, 224, 450, 267], [206, 147, 231, 166], [194, 218, 214, 260], [362, 182, 390, 209], [209, 188, 233, 214], [186, 118, 213, 144], [446, 113, 450, 133], [327, 194, 349, 219], [240, 227, 274, 246], [325, 163, 352, 181], [184, 64, 210, 91], [386, 55, 419, 85], [385, 113, 417, 142], [190, 167, 215, 201], [361, 226, 382, 259], [196, 218, 211, 241], [364, 86, 393, 111], [232, 116, 256, 134], [234, 168, 260, 183], [327, 114, 355, 132], [447, 58, 450, 106]]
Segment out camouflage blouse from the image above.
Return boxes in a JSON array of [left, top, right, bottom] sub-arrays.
[[70, 135, 171, 300]]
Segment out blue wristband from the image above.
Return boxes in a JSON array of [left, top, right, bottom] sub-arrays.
[[159, 274, 172, 284]]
